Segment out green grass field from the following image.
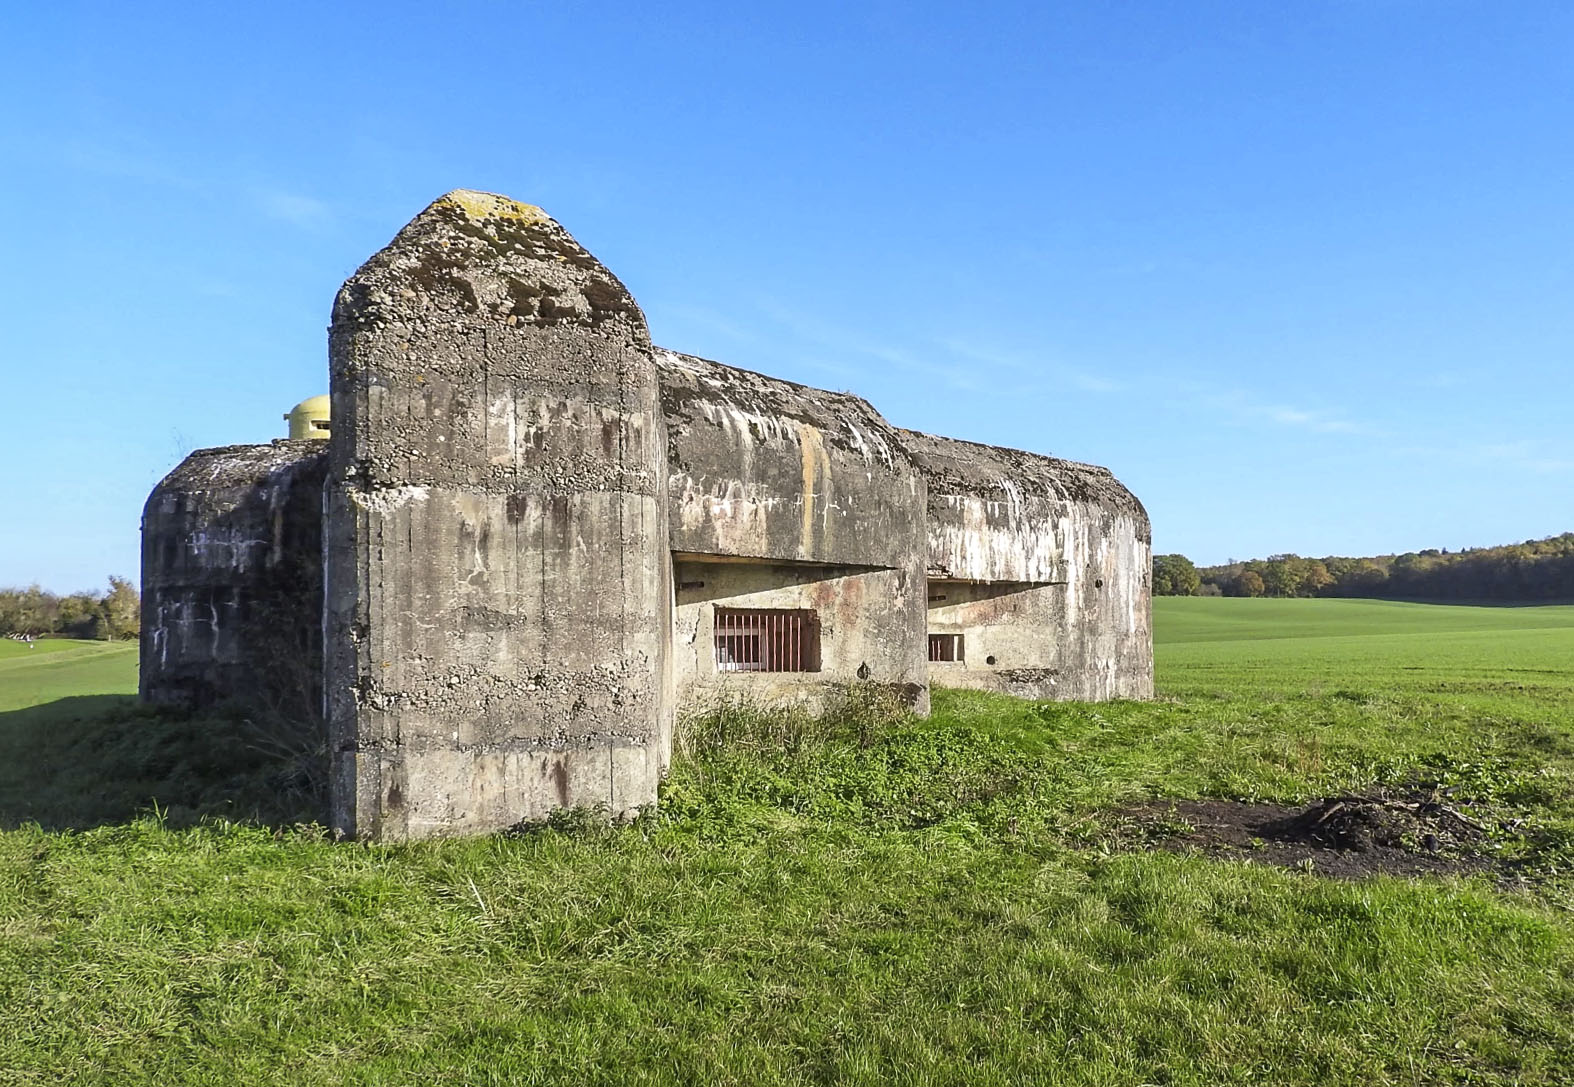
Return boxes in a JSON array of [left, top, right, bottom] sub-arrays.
[[2, 603, 1573, 1085], [0, 637, 137, 712]]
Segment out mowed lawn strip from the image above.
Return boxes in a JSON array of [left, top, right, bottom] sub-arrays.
[[0, 638, 137, 710], [1, 601, 1572, 1085]]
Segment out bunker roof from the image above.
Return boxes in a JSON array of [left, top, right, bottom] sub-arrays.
[[149, 442, 328, 498], [654, 348, 903, 465], [654, 346, 1145, 527], [896, 427, 1149, 528]]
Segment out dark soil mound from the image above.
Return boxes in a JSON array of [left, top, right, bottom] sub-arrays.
[[1259, 792, 1486, 855], [1121, 789, 1494, 881]]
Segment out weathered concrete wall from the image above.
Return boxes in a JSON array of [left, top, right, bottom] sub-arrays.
[[324, 190, 671, 840], [1058, 507, 1152, 701], [899, 430, 1153, 701], [673, 557, 928, 716], [140, 441, 326, 715], [657, 349, 929, 713], [924, 579, 1065, 697], [658, 350, 925, 569]]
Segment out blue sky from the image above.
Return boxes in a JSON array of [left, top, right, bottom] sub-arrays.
[[3, 1, 1571, 591]]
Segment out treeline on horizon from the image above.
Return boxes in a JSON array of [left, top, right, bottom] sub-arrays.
[[0, 578, 140, 640], [1153, 532, 1574, 602]]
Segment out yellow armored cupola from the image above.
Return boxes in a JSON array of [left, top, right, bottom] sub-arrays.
[[284, 395, 331, 440]]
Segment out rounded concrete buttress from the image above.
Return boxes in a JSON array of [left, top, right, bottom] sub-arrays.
[[324, 191, 672, 841]]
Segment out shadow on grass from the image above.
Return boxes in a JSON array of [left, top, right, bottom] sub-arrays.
[[0, 695, 325, 832]]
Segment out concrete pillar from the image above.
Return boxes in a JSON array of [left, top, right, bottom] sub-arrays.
[[324, 191, 671, 840]]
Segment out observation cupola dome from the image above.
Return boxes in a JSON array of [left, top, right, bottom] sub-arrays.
[[284, 395, 330, 440]]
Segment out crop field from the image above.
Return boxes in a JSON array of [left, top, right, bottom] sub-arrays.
[[1159, 596, 1574, 696], [2, 602, 1573, 1085]]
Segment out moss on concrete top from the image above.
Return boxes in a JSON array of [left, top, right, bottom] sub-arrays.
[[333, 189, 647, 338], [438, 189, 551, 227], [897, 427, 1148, 528]]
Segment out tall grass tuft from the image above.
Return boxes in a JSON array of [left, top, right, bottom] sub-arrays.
[[678, 681, 915, 759]]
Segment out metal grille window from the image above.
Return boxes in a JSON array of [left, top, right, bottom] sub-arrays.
[[714, 608, 821, 673], [928, 633, 964, 662]]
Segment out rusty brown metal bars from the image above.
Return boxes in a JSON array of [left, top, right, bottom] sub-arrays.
[[715, 608, 813, 673]]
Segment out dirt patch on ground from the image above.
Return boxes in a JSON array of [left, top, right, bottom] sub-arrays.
[[1121, 789, 1495, 880]]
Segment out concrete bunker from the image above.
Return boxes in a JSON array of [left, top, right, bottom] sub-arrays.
[[671, 555, 908, 715], [140, 189, 1152, 841], [901, 428, 1153, 702], [141, 441, 327, 718]]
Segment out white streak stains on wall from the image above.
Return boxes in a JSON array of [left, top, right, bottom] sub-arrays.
[[186, 529, 270, 574], [929, 493, 1067, 584], [675, 480, 782, 556]]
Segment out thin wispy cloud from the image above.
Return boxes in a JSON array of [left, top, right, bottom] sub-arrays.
[[1476, 440, 1574, 475], [61, 141, 202, 191], [252, 187, 333, 229], [1102, 258, 1163, 277], [1391, 439, 1573, 476], [672, 300, 1125, 399], [661, 304, 763, 347], [1260, 404, 1361, 434], [935, 338, 1124, 394], [1478, 439, 1536, 460], [1203, 388, 1372, 436], [59, 136, 335, 232], [872, 345, 982, 392], [749, 301, 976, 390], [192, 278, 242, 299]]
